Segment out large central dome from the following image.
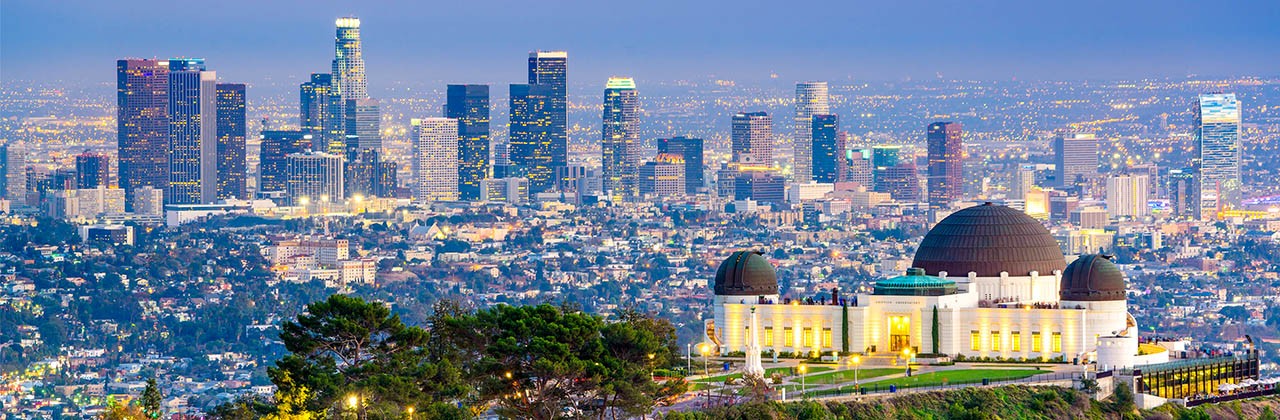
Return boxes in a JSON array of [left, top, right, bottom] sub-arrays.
[[912, 203, 1066, 277]]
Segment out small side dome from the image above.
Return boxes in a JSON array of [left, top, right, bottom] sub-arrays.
[[1059, 254, 1126, 301], [873, 267, 958, 296], [713, 251, 779, 296]]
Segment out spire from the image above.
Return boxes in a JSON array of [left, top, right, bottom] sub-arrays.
[[743, 306, 765, 377]]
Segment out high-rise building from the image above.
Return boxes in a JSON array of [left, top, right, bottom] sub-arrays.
[[215, 83, 247, 199], [166, 58, 218, 205], [75, 152, 111, 189], [116, 59, 169, 207], [871, 145, 920, 202], [300, 73, 344, 155], [926, 121, 963, 210], [286, 152, 344, 206], [794, 82, 830, 182], [1168, 168, 1198, 219], [811, 114, 840, 183], [657, 136, 705, 195], [734, 172, 786, 206], [1053, 132, 1099, 189], [509, 83, 555, 193], [331, 17, 379, 161], [1012, 164, 1036, 201], [639, 153, 686, 198], [1, 144, 27, 202], [259, 131, 314, 195], [411, 118, 460, 202], [845, 147, 873, 187], [446, 84, 491, 201], [346, 98, 382, 159], [528, 51, 567, 177], [1106, 174, 1150, 220], [344, 149, 397, 199], [332, 17, 368, 101], [133, 186, 164, 216], [601, 77, 640, 201], [1194, 93, 1242, 220], [732, 112, 772, 166]]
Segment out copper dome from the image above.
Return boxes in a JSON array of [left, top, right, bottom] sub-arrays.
[[912, 203, 1066, 277], [1059, 254, 1127, 301], [713, 251, 779, 296]]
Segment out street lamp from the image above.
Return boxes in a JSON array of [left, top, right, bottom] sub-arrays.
[[405, 406, 414, 420], [686, 343, 692, 376], [799, 363, 807, 398], [648, 353, 656, 382], [699, 344, 710, 407], [849, 354, 862, 388]]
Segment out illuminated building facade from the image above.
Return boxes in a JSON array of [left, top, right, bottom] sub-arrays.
[[794, 82, 830, 182], [1194, 93, 1241, 220], [811, 114, 840, 183], [657, 136, 704, 194], [116, 58, 169, 208], [446, 84, 490, 201], [411, 118, 460, 202], [927, 121, 963, 211], [601, 77, 640, 201], [166, 58, 218, 205], [215, 83, 247, 199], [732, 112, 772, 166], [259, 131, 314, 196], [75, 152, 111, 189], [509, 83, 555, 194]]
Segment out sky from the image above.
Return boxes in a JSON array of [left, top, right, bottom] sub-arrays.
[[2, 0, 1278, 91]]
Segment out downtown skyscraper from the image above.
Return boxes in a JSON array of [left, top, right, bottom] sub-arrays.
[[512, 51, 567, 194], [411, 118, 460, 202], [116, 59, 169, 208], [75, 152, 111, 189], [793, 82, 829, 182], [926, 121, 963, 211], [811, 114, 840, 183], [601, 77, 640, 201], [300, 73, 344, 155], [216, 83, 247, 199], [332, 17, 380, 158], [731, 112, 772, 166], [657, 136, 704, 195], [1194, 93, 1242, 220], [445, 84, 490, 201], [166, 58, 218, 205], [1053, 132, 1099, 190]]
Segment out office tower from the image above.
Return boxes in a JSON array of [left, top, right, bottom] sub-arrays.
[[332, 17, 368, 99], [734, 172, 786, 206], [215, 83, 247, 199], [167, 58, 218, 205], [716, 165, 738, 198], [1012, 164, 1036, 201], [286, 152, 344, 206], [639, 153, 686, 198], [259, 131, 314, 195], [75, 152, 111, 189], [528, 51, 568, 176], [1106, 174, 1150, 219], [658, 136, 705, 194], [794, 82, 830, 182], [601, 77, 640, 201], [300, 73, 344, 155], [133, 186, 164, 216], [811, 114, 840, 183], [445, 84, 491, 201], [331, 17, 379, 159], [1194, 93, 1242, 220], [345, 149, 398, 199], [345, 98, 381, 159], [1130, 163, 1162, 199], [845, 148, 873, 187], [116, 59, 169, 207], [481, 177, 529, 204], [732, 112, 772, 165], [871, 146, 920, 202], [1, 144, 27, 201], [1168, 168, 1198, 218], [509, 83, 555, 193], [926, 121, 963, 210], [1053, 132, 1099, 189], [411, 118, 460, 202]]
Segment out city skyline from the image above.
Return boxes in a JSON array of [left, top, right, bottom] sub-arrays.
[[3, 0, 1279, 90]]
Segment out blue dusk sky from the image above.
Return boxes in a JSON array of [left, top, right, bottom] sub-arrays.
[[2, 0, 1277, 89]]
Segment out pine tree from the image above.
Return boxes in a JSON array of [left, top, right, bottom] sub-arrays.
[[141, 378, 163, 419]]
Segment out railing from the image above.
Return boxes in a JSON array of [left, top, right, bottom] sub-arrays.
[[1184, 387, 1279, 408], [802, 371, 1082, 400]]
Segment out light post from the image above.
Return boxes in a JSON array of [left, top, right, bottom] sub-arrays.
[[799, 363, 807, 398], [648, 353, 656, 382], [849, 354, 862, 389], [405, 406, 414, 420], [699, 344, 710, 407], [686, 343, 691, 376]]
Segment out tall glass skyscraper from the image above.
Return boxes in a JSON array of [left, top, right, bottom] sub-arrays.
[[1194, 93, 1241, 220], [74, 152, 111, 189], [601, 77, 640, 201], [731, 112, 772, 166], [527, 51, 567, 184], [658, 136, 704, 195], [216, 83, 247, 199], [167, 58, 218, 205], [1053, 132, 1099, 190], [300, 73, 344, 155], [332, 17, 379, 159], [116, 58, 169, 208], [446, 84, 490, 201], [811, 114, 840, 183], [794, 82, 830, 182], [259, 131, 314, 195], [926, 121, 963, 211], [509, 83, 555, 194]]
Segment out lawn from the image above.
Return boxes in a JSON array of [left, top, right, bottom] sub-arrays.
[[799, 368, 905, 385], [860, 368, 1046, 389], [694, 366, 832, 383]]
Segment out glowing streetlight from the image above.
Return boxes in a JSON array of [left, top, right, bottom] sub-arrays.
[[849, 354, 862, 388], [799, 363, 807, 397], [346, 393, 358, 409], [406, 406, 414, 420]]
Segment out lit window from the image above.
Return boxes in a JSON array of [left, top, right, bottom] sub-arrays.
[[802, 328, 814, 347], [1032, 332, 1042, 352], [822, 328, 833, 348], [784, 327, 793, 347], [1011, 332, 1021, 352], [1052, 332, 1062, 353], [764, 327, 774, 347], [970, 330, 980, 351], [991, 332, 1001, 352]]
